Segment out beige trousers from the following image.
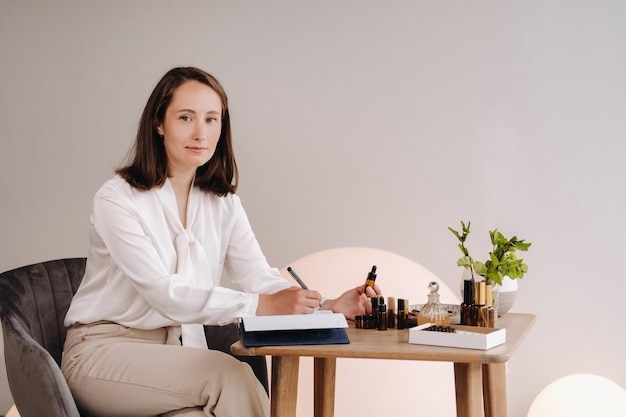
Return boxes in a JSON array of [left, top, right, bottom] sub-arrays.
[[61, 322, 269, 417]]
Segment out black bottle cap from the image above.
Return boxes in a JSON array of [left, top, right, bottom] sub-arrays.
[[463, 279, 475, 304], [367, 265, 377, 281]]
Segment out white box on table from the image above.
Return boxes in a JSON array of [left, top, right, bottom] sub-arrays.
[[408, 323, 506, 350]]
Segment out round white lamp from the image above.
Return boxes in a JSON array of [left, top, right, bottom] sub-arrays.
[[527, 373, 626, 417]]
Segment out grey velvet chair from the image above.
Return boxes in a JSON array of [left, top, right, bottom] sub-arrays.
[[0, 258, 268, 417]]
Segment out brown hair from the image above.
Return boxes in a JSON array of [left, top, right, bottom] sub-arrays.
[[116, 67, 238, 196]]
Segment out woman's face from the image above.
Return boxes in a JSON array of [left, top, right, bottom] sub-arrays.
[[156, 80, 223, 178]]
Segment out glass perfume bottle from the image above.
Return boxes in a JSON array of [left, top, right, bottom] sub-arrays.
[[417, 281, 450, 325]]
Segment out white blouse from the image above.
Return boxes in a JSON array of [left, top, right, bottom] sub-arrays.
[[64, 175, 291, 345]]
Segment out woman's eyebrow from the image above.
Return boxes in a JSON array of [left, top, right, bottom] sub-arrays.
[[175, 109, 221, 115]]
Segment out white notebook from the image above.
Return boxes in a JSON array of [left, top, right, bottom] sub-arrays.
[[241, 311, 348, 332]]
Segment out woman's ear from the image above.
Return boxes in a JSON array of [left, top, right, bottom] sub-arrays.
[[154, 123, 165, 136]]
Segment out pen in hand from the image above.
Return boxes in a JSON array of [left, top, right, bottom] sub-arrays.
[[287, 266, 323, 307], [287, 266, 308, 289]]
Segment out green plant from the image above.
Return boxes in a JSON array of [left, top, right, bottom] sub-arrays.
[[449, 221, 532, 286], [447, 221, 477, 279]]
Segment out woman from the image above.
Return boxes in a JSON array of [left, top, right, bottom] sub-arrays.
[[61, 67, 380, 417]]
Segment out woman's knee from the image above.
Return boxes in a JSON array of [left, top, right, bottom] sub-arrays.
[[214, 353, 257, 383]]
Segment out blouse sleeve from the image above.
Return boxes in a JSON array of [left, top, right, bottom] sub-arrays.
[[223, 195, 293, 295]]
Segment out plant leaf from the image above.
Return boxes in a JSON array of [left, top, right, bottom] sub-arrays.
[[457, 256, 474, 268]]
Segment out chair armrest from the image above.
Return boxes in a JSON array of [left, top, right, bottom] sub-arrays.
[[2, 315, 81, 417]]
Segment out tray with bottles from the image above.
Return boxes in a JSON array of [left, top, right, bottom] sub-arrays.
[[408, 322, 506, 350]]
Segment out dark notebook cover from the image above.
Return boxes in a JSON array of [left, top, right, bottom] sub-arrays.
[[240, 323, 350, 347]]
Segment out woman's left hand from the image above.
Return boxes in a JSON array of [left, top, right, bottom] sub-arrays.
[[321, 283, 382, 321]]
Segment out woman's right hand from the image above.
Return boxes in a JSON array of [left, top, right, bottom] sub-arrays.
[[256, 287, 322, 316]]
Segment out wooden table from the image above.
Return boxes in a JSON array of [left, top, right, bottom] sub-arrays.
[[231, 313, 535, 417]]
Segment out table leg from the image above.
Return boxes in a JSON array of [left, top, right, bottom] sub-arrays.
[[271, 356, 300, 417], [483, 363, 507, 417], [313, 357, 336, 417], [454, 362, 483, 417]]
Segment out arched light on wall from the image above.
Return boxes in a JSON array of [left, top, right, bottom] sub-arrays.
[[527, 373, 626, 417]]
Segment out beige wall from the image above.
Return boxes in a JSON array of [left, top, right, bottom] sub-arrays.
[[1, 1, 625, 416]]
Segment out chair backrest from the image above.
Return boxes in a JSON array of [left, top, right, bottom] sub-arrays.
[[279, 247, 460, 417], [0, 258, 85, 365], [0, 258, 86, 417]]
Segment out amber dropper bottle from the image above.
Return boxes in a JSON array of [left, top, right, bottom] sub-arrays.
[[461, 279, 474, 325], [370, 296, 379, 328], [377, 303, 388, 331], [397, 298, 406, 329], [364, 265, 377, 291]]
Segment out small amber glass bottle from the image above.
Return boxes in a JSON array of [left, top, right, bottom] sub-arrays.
[[377, 304, 388, 331], [471, 281, 489, 327], [387, 296, 396, 329], [397, 298, 407, 329], [485, 284, 495, 327]]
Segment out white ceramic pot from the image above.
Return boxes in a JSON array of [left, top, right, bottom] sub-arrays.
[[496, 276, 518, 315]]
